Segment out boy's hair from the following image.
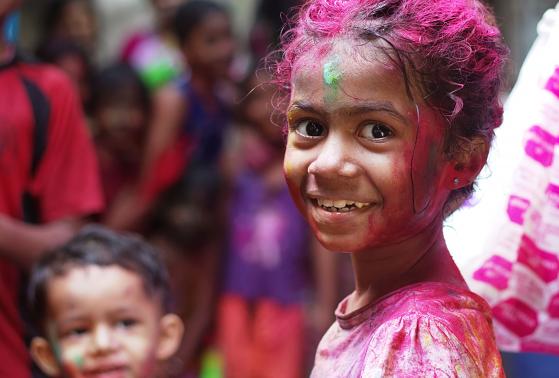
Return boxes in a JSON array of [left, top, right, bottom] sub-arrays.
[[27, 225, 173, 331], [275, 0, 508, 213], [173, 0, 228, 44]]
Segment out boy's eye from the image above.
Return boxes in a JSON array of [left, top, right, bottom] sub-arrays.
[[359, 122, 393, 140], [66, 327, 88, 337], [116, 318, 138, 329], [294, 120, 325, 138]]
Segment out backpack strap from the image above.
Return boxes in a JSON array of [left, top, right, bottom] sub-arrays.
[[18, 66, 51, 224]]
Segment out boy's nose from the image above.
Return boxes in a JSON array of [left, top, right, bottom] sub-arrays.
[[307, 136, 360, 178], [90, 325, 116, 354]]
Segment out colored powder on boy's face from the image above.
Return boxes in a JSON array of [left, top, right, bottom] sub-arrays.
[[47, 323, 63, 363], [72, 354, 84, 369]]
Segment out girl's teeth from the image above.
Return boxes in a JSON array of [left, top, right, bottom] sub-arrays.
[[322, 199, 334, 207], [316, 199, 371, 211], [334, 200, 348, 208]]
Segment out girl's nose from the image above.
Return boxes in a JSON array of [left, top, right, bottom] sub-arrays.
[[307, 136, 360, 178]]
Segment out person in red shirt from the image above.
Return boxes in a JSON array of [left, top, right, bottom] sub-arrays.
[[0, 1, 104, 377]]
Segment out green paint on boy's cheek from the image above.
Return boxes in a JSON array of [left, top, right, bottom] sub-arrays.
[[71, 354, 84, 369], [46, 323, 63, 363], [323, 60, 342, 102]]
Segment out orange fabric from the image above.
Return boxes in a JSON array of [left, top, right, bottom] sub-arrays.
[[217, 295, 304, 378]]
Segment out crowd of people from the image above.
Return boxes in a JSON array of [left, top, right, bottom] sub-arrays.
[[1, 0, 340, 377], [4, 0, 559, 377]]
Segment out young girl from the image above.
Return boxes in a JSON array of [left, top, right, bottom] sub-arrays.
[[276, 0, 508, 376]]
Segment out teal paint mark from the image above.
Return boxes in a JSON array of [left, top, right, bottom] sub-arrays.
[[323, 59, 342, 102], [47, 323, 63, 364], [323, 61, 341, 88], [72, 354, 84, 369]]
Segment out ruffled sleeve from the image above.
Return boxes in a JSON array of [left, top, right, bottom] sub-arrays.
[[362, 314, 504, 377]]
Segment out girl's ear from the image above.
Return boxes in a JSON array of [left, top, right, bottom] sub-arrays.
[[30, 337, 61, 377], [156, 313, 185, 361], [445, 136, 489, 189]]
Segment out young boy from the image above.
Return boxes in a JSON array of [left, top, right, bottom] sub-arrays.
[[27, 225, 184, 378]]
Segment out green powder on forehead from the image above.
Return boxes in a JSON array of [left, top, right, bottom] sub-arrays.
[[323, 61, 342, 88]]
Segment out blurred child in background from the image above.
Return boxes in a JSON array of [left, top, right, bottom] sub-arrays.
[[89, 63, 151, 230], [121, 0, 186, 91], [36, 39, 93, 113], [40, 0, 98, 61], [148, 169, 225, 377], [27, 225, 184, 378], [216, 69, 337, 378], [137, 0, 236, 224]]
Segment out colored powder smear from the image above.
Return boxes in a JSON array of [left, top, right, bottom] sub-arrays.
[[323, 61, 341, 89], [323, 59, 342, 103], [72, 354, 84, 369]]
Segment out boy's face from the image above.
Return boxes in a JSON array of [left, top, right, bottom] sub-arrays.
[[284, 40, 455, 253], [32, 265, 182, 378], [183, 11, 234, 79]]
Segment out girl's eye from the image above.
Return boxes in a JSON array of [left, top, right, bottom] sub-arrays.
[[360, 122, 393, 140], [294, 120, 325, 138]]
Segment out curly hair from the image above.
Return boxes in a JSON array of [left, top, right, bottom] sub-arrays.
[[274, 0, 508, 213]]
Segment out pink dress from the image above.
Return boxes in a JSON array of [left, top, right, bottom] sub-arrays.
[[311, 282, 505, 377]]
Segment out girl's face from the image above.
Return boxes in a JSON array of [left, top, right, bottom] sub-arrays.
[[284, 40, 454, 253], [96, 87, 147, 160]]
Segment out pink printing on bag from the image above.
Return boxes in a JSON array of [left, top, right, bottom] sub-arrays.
[[473, 255, 513, 290], [546, 183, 559, 208], [548, 293, 559, 318], [517, 234, 559, 283], [493, 298, 539, 337], [544, 66, 559, 98], [524, 125, 556, 167], [507, 195, 531, 225]]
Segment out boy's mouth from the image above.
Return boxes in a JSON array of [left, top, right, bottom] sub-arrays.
[[313, 198, 371, 212]]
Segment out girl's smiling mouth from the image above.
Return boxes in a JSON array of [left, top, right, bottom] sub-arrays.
[[312, 198, 372, 212]]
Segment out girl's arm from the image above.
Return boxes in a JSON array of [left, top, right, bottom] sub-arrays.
[[140, 85, 187, 183]]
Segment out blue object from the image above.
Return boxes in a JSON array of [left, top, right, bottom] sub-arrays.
[[502, 351, 559, 378], [3, 11, 20, 44]]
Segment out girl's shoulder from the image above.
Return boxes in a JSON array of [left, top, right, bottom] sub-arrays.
[[335, 282, 491, 330], [314, 283, 504, 377]]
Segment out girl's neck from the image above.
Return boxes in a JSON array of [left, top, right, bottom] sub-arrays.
[[348, 218, 466, 312]]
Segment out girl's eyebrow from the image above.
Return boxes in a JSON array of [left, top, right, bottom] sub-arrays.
[[288, 100, 411, 126]]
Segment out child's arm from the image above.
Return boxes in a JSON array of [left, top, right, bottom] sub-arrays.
[[0, 215, 81, 270], [172, 248, 220, 375], [141, 85, 187, 185], [103, 85, 187, 231]]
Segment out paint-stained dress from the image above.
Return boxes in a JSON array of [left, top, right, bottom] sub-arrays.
[[311, 282, 505, 377]]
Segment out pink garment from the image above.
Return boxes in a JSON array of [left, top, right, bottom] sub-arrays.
[[312, 282, 504, 377]]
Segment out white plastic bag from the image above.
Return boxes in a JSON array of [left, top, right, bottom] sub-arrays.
[[445, 3, 559, 354]]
